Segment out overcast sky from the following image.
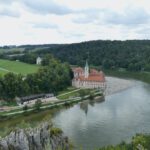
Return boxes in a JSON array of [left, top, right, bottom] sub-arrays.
[[0, 0, 150, 45]]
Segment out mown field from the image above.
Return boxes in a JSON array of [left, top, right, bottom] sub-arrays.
[[0, 59, 39, 76]]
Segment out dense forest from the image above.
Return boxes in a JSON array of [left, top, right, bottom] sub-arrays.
[[35, 40, 150, 71], [0, 55, 72, 101], [1, 40, 150, 71]]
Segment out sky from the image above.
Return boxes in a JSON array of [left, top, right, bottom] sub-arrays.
[[0, 0, 150, 45]]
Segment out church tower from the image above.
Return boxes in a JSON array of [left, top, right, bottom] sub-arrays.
[[84, 60, 89, 78]]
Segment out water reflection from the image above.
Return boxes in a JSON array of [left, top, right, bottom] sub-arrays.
[[53, 82, 150, 150], [0, 81, 150, 150], [80, 97, 105, 115]]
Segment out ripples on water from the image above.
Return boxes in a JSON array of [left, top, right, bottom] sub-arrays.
[[53, 81, 150, 150]]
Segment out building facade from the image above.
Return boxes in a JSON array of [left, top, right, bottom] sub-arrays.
[[36, 57, 42, 65], [72, 61, 106, 90]]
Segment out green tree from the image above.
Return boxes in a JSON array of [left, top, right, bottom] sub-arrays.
[[34, 99, 42, 111]]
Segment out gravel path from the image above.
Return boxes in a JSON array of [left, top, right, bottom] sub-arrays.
[[105, 77, 136, 96]]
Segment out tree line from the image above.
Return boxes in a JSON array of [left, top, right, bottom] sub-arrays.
[[0, 55, 72, 102], [36, 40, 149, 72], [1, 40, 150, 72]]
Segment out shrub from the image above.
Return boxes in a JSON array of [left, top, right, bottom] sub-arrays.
[[34, 99, 42, 111], [23, 105, 28, 111], [50, 127, 63, 136]]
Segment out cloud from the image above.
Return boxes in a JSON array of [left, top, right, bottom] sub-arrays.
[[64, 33, 84, 38], [72, 9, 101, 24], [0, 0, 13, 4], [21, 0, 73, 15], [0, 0, 150, 45], [31, 22, 58, 29], [104, 8, 150, 26], [0, 7, 20, 18]]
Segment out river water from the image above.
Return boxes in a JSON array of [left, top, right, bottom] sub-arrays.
[[0, 79, 150, 149], [52, 81, 150, 149]]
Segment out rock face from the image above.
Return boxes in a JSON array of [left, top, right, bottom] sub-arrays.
[[0, 123, 70, 150]]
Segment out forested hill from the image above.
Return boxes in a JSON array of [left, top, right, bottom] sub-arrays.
[[1, 40, 150, 71], [35, 40, 150, 71]]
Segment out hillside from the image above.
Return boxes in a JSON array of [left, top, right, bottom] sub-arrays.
[[0, 59, 39, 76], [34, 40, 150, 72], [1, 40, 150, 72]]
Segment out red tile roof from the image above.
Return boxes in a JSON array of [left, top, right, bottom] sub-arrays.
[[72, 67, 84, 73], [72, 67, 105, 82], [78, 75, 105, 82]]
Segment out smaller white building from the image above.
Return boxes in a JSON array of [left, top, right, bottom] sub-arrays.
[[36, 57, 42, 65]]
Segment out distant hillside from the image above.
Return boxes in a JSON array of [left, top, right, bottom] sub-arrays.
[[0, 40, 150, 71], [0, 59, 39, 76], [34, 40, 150, 71]]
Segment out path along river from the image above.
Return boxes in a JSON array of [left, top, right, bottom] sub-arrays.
[[52, 77, 150, 149], [0, 77, 150, 149]]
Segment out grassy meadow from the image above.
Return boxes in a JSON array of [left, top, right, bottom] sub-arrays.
[[0, 59, 39, 76]]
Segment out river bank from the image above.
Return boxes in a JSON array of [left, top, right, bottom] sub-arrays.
[[0, 77, 150, 149], [105, 77, 136, 96], [105, 69, 150, 84], [0, 76, 137, 117], [0, 90, 102, 118], [52, 80, 150, 150]]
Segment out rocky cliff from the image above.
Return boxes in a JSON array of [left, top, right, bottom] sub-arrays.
[[0, 122, 70, 150]]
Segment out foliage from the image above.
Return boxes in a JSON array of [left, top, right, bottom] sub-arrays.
[[79, 89, 89, 97], [98, 134, 150, 150], [34, 99, 42, 111], [0, 55, 72, 102], [32, 40, 150, 72], [23, 105, 28, 111], [1, 40, 150, 72], [89, 92, 94, 100], [50, 127, 63, 136]]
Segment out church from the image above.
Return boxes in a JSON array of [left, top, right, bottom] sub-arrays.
[[36, 57, 42, 65], [72, 61, 106, 89]]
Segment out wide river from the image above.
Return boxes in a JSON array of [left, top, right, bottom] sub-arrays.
[[52, 80, 150, 149], [0, 78, 150, 150]]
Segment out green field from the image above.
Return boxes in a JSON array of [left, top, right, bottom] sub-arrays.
[[0, 59, 39, 76]]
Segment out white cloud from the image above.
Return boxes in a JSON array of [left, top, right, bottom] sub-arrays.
[[0, 0, 150, 45], [31, 22, 58, 29], [20, 0, 73, 15]]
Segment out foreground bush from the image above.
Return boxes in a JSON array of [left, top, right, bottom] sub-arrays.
[[98, 134, 150, 150]]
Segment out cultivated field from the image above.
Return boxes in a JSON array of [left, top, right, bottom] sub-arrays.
[[0, 59, 39, 75]]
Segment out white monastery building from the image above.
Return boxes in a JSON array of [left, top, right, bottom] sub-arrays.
[[36, 57, 42, 65], [72, 61, 106, 89]]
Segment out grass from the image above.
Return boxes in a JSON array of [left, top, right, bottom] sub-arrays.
[[57, 87, 77, 95], [57, 89, 92, 100], [57, 90, 80, 100], [0, 69, 8, 76], [0, 59, 39, 75]]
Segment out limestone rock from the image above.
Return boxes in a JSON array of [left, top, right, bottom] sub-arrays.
[[0, 122, 70, 150]]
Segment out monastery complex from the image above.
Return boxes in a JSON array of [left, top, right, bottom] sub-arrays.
[[72, 61, 106, 90]]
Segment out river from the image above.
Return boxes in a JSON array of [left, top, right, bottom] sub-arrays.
[[52, 80, 150, 149], [0, 78, 150, 149]]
